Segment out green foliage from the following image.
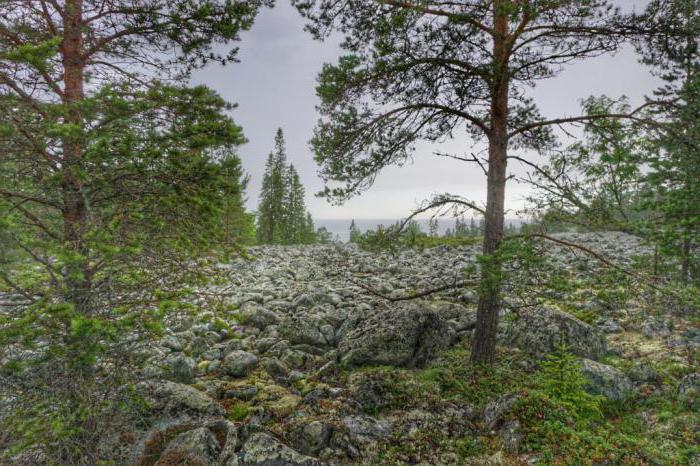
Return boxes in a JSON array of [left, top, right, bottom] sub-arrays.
[[0, 1, 267, 462], [226, 401, 251, 421], [536, 348, 603, 420], [256, 129, 316, 244]]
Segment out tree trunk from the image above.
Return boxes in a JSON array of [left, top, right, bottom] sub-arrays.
[[61, 0, 90, 313], [470, 1, 509, 365]]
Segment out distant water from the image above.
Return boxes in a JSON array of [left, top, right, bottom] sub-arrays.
[[315, 218, 523, 243]]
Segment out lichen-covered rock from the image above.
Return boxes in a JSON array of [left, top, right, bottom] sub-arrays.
[[156, 427, 220, 466], [337, 304, 455, 368], [138, 381, 224, 418], [483, 395, 519, 430], [341, 415, 391, 445], [232, 431, 322, 465], [279, 315, 329, 348], [678, 373, 700, 408], [500, 306, 607, 360], [641, 317, 672, 338], [580, 359, 632, 401], [166, 355, 196, 384], [292, 420, 332, 455], [222, 350, 259, 378]]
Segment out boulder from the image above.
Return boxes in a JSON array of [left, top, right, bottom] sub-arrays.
[[580, 359, 632, 401], [222, 351, 259, 378], [233, 431, 321, 465], [337, 304, 455, 368], [279, 316, 329, 348], [679, 373, 700, 408], [138, 381, 224, 418], [292, 421, 332, 455], [166, 355, 196, 384], [156, 427, 220, 466], [500, 306, 607, 360], [641, 317, 672, 338], [341, 415, 391, 445]]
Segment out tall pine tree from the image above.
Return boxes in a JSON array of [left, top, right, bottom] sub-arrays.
[[257, 129, 316, 244], [257, 129, 288, 244]]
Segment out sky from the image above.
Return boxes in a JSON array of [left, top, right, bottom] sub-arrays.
[[191, 0, 658, 221]]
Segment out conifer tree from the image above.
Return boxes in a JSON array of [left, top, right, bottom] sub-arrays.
[[428, 218, 439, 237], [349, 219, 362, 243], [257, 129, 288, 244], [256, 129, 316, 244], [0, 0, 268, 460], [638, 0, 700, 283], [283, 164, 308, 243]]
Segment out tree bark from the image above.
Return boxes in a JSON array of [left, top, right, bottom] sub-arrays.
[[60, 0, 91, 313], [470, 0, 509, 365]]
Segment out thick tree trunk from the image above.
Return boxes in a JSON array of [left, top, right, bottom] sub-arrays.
[[61, 0, 90, 313], [470, 1, 509, 365]]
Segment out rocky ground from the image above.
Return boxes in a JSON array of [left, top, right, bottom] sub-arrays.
[[8, 232, 700, 464]]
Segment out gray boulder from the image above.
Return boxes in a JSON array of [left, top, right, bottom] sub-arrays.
[[500, 306, 607, 360], [292, 421, 332, 455], [580, 359, 632, 401], [641, 317, 672, 338], [679, 373, 700, 407], [279, 316, 329, 348], [342, 415, 391, 445], [166, 355, 196, 384], [157, 427, 220, 466], [232, 431, 321, 465], [337, 304, 455, 368], [222, 351, 259, 378], [138, 381, 224, 418]]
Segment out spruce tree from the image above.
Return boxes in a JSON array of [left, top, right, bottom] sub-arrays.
[[256, 130, 316, 245], [638, 0, 700, 283], [283, 164, 308, 243], [349, 219, 362, 243], [257, 129, 288, 244]]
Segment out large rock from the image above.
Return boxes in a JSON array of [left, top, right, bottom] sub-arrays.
[[222, 350, 259, 378], [279, 315, 329, 348], [679, 373, 700, 408], [232, 431, 322, 465], [156, 427, 220, 466], [138, 381, 224, 418], [500, 306, 607, 360], [337, 304, 455, 368], [580, 359, 632, 401]]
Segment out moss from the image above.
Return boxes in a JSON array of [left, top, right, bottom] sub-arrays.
[[226, 401, 251, 421], [212, 317, 230, 332]]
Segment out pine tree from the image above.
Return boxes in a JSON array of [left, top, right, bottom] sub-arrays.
[[349, 219, 362, 243], [428, 218, 439, 237], [257, 129, 288, 244], [303, 213, 317, 244], [256, 130, 316, 245], [283, 164, 308, 244], [638, 0, 700, 283], [294, 0, 648, 364], [0, 0, 268, 460]]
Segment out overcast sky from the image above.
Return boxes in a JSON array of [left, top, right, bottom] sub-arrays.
[[191, 0, 658, 220]]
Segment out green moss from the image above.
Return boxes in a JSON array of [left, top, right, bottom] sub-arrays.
[[227, 401, 250, 421]]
